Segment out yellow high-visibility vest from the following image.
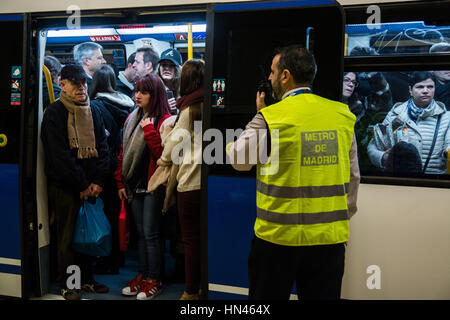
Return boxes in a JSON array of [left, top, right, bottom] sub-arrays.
[[256, 92, 356, 246]]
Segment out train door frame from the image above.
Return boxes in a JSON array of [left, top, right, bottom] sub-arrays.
[[26, 4, 208, 298], [203, 0, 346, 299], [0, 12, 36, 299]]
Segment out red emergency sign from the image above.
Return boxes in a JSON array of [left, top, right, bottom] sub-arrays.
[[89, 35, 121, 42]]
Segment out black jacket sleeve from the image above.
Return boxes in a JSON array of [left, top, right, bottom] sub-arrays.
[[41, 102, 90, 192], [90, 103, 110, 188]]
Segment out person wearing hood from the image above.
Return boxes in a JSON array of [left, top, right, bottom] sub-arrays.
[[90, 64, 135, 274], [368, 71, 450, 174]]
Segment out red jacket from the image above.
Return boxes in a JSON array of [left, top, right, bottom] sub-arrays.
[[114, 114, 171, 190]]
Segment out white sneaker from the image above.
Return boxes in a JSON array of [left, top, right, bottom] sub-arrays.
[[122, 274, 143, 296], [136, 278, 163, 300]]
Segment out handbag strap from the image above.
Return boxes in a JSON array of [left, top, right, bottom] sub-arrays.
[[422, 113, 442, 174]]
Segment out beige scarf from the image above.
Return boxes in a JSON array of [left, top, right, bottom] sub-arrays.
[[59, 90, 98, 159]]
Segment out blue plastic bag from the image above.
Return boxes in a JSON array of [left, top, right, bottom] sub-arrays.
[[72, 198, 112, 257]]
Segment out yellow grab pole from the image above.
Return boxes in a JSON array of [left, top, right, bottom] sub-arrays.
[[43, 65, 55, 103], [188, 23, 193, 60]]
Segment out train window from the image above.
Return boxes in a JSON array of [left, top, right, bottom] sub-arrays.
[[346, 21, 450, 56], [207, 3, 345, 178], [344, 9, 450, 187], [346, 69, 450, 181]]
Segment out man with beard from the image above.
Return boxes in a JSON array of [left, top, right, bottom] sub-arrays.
[[116, 52, 137, 98], [227, 45, 360, 300], [41, 64, 110, 300], [133, 47, 159, 80]]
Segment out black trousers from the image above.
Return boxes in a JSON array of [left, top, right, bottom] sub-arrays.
[[48, 182, 95, 289], [98, 177, 123, 270], [248, 236, 345, 300]]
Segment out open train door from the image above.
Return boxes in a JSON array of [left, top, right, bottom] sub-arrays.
[[0, 13, 34, 298], [203, 0, 345, 299], [28, 6, 207, 299]]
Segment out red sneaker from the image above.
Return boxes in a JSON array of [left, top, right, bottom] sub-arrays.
[[122, 274, 144, 296], [136, 278, 163, 300]]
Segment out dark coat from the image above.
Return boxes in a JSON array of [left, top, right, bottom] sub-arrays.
[[435, 81, 450, 110], [90, 92, 134, 174], [41, 99, 110, 192], [116, 78, 133, 98]]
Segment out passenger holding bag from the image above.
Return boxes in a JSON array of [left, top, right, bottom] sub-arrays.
[[114, 74, 171, 300], [118, 198, 130, 252], [41, 64, 110, 300]]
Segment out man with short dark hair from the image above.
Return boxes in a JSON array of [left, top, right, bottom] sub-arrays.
[[133, 47, 159, 81], [228, 45, 360, 300], [41, 64, 110, 300]]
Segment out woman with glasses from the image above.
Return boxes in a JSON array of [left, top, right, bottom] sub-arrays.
[[343, 72, 363, 121], [343, 70, 394, 173]]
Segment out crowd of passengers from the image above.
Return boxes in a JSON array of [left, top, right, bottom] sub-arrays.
[[42, 41, 203, 300]]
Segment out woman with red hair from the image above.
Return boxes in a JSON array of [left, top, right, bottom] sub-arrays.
[[114, 74, 171, 300]]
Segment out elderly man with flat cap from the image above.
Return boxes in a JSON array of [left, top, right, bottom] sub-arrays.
[[41, 64, 110, 300]]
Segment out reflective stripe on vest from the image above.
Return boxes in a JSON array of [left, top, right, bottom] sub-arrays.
[[256, 207, 349, 225], [257, 180, 349, 199]]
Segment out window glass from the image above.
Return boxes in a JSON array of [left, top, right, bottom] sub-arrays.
[[346, 21, 450, 56], [343, 70, 450, 178]]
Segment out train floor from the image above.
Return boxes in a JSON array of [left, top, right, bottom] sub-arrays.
[[37, 243, 185, 300]]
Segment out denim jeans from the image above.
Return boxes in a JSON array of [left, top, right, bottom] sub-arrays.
[[130, 191, 164, 280]]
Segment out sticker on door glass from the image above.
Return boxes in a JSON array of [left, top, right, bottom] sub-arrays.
[[212, 78, 226, 108]]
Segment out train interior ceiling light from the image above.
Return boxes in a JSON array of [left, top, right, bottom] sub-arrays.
[[46, 24, 207, 37]]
